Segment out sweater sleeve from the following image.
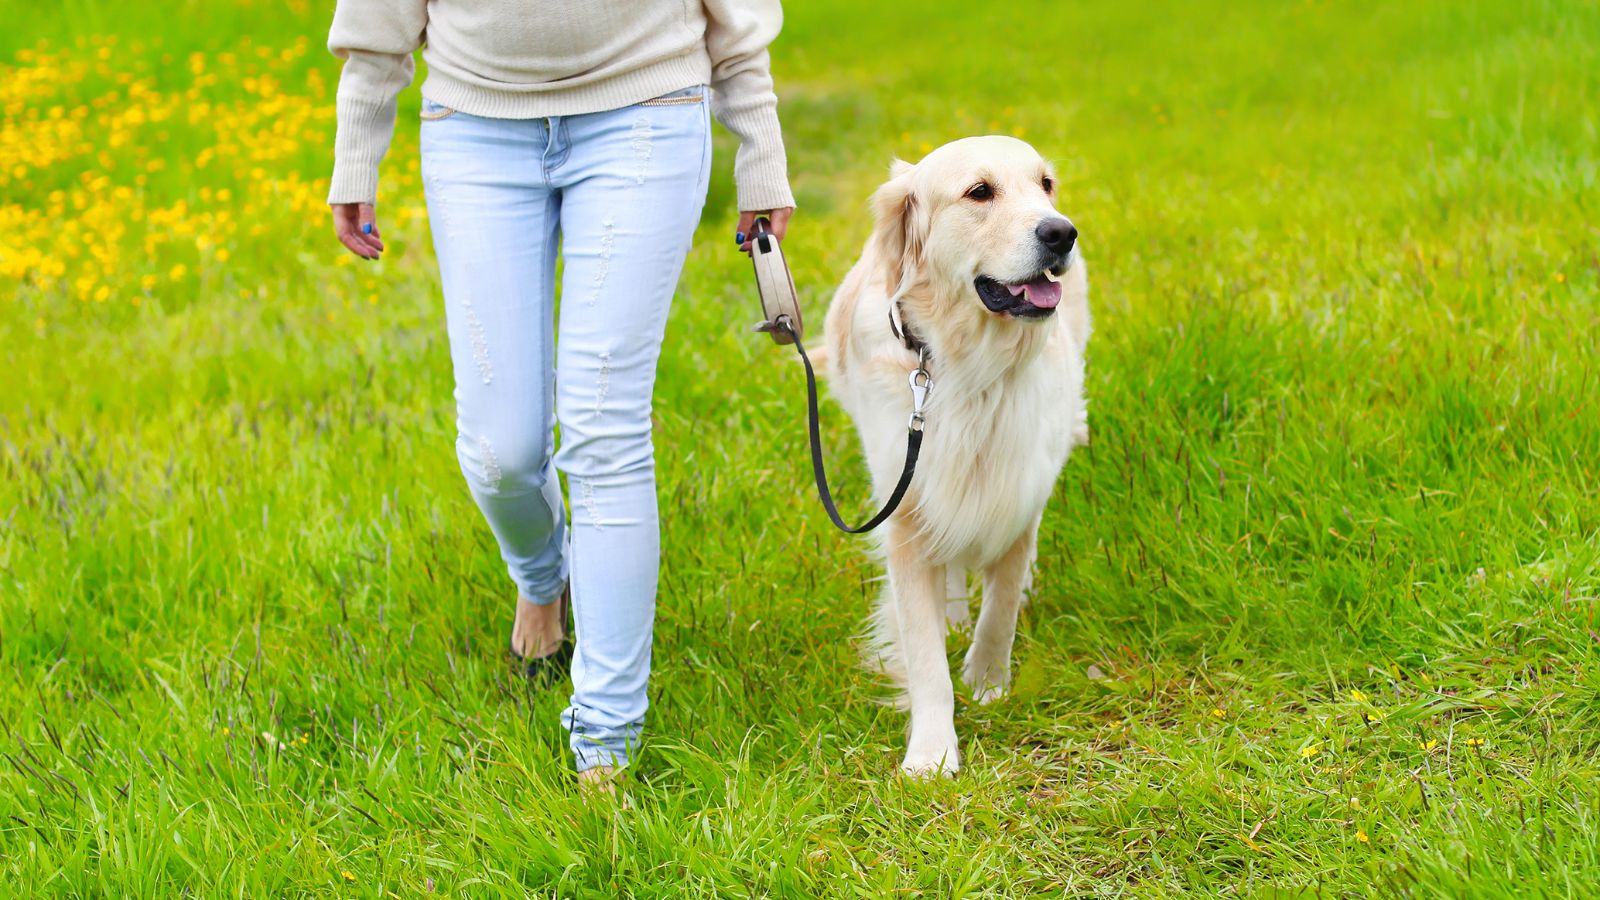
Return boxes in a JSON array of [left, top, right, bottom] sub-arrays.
[[326, 0, 428, 205], [702, 0, 795, 212]]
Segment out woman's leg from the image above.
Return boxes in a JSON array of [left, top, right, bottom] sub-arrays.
[[550, 89, 712, 772], [420, 107, 570, 614]]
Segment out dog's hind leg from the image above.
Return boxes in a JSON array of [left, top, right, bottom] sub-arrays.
[[945, 566, 971, 630], [886, 520, 960, 777], [963, 519, 1039, 705]]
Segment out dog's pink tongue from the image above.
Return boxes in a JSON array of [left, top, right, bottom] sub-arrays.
[[1016, 277, 1061, 308]]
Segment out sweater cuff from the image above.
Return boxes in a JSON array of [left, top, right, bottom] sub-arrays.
[[328, 157, 380, 207], [328, 95, 399, 206], [736, 165, 795, 211], [730, 106, 795, 211], [722, 103, 795, 212]]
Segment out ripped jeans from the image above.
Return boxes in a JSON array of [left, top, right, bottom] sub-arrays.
[[419, 86, 711, 771]]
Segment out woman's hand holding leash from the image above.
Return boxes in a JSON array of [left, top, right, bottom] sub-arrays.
[[332, 202, 384, 259], [736, 207, 792, 254]]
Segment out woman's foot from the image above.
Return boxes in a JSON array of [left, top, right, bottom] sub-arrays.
[[509, 586, 572, 683], [511, 592, 566, 660]]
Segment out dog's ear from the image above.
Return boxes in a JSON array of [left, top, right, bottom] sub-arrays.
[[870, 160, 926, 299]]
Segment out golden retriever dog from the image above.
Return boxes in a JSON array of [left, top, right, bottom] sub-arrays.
[[819, 136, 1090, 775]]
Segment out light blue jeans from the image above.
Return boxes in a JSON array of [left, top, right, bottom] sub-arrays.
[[419, 86, 711, 771]]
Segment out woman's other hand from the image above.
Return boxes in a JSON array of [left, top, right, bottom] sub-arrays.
[[332, 202, 384, 259], [736, 207, 792, 254]]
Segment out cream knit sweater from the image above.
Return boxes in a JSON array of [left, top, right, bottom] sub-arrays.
[[327, 0, 794, 212]]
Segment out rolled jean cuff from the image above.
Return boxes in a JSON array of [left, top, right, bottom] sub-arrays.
[[514, 569, 567, 606], [563, 710, 639, 772], [509, 527, 569, 606]]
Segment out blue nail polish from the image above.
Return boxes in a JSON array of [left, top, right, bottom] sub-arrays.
[[362, 223, 373, 235], [735, 232, 746, 244]]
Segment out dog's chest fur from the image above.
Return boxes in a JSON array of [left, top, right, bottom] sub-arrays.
[[911, 334, 1083, 566], [827, 314, 1085, 568]]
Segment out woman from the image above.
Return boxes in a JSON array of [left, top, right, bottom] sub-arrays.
[[326, 0, 794, 788]]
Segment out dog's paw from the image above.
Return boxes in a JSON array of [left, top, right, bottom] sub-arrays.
[[900, 752, 960, 778], [901, 727, 960, 777], [972, 683, 1007, 706], [962, 654, 1010, 704]]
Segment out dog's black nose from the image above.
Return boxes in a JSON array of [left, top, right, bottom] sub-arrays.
[[1035, 218, 1077, 255]]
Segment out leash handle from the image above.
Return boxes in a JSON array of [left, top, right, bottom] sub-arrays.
[[777, 316, 923, 534], [750, 215, 773, 248], [750, 217, 803, 346]]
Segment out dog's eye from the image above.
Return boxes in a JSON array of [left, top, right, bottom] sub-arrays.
[[1041, 176, 1054, 193], [965, 182, 994, 202]]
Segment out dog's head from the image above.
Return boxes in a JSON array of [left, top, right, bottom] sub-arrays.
[[871, 136, 1077, 323]]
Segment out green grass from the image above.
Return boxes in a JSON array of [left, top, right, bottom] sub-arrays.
[[3, 0, 1599, 895]]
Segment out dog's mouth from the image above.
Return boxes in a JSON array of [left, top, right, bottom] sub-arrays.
[[974, 265, 1066, 318]]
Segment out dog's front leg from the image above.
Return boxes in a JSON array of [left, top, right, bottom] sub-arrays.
[[963, 519, 1039, 705], [886, 520, 959, 776]]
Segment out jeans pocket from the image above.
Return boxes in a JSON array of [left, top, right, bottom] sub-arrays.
[[420, 97, 457, 121], [637, 85, 706, 107]]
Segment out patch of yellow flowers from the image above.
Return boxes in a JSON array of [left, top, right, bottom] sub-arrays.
[[1, 31, 427, 323]]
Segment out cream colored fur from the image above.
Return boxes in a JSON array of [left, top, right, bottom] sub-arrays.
[[819, 136, 1090, 776]]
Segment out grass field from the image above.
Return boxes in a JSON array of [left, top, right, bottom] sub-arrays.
[[3, 0, 1599, 895]]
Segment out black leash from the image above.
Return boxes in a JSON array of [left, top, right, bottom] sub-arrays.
[[772, 314, 929, 534], [748, 216, 931, 534]]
